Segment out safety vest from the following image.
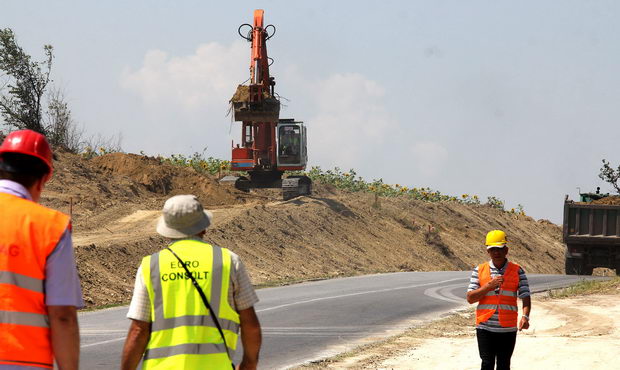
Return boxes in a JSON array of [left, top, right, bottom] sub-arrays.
[[476, 261, 520, 327], [141, 239, 240, 369], [0, 192, 70, 369]]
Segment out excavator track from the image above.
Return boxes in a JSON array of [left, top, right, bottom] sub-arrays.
[[282, 176, 312, 200]]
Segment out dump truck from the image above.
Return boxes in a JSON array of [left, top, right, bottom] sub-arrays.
[[563, 192, 620, 275]]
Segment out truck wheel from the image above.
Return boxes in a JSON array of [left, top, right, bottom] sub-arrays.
[[565, 258, 580, 275]]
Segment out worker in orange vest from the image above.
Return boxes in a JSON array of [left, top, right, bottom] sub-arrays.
[[466, 230, 531, 370], [0, 130, 83, 370]]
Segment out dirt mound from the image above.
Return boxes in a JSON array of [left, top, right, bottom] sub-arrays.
[[40, 151, 565, 307], [90, 153, 243, 206], [591, 195, 620, 205]]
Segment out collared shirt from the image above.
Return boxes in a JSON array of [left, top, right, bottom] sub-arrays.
[[127, 237, 259, 322], [467, 259, 530, 333]]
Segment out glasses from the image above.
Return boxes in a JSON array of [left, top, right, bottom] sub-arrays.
[[487, 247, 506, 252]]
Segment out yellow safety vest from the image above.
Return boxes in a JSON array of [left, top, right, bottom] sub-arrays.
[[141, 239, 240, 369]]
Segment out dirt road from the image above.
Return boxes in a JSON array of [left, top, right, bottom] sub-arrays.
[[315, 290, 620, 369]]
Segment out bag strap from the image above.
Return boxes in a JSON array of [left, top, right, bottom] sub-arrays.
[[164, 246, 234, 367]]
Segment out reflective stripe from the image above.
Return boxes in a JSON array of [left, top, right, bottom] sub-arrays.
[[0, 270, 44, 293], [500, 290, 518, 297], [144, 341, 228, 360], [0, 310, 49, 328], [210, 246, 223, 316], [477, 304, 518, 312], [152, 314, 239, 333], [485, 290, 518, 297], [150, 246, 234, 333], [151, 252, 163, 320]]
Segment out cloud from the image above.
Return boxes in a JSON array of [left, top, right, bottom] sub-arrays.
[[305, 73, 395, 169], [410, 141, 449, 178], [120, 41, 248, 113], [118, 44, 400, 178]]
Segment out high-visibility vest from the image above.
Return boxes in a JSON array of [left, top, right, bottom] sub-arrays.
[[0, 192, 70, 369], [476, 261, 520, 327], [141, 239, 240, 369]]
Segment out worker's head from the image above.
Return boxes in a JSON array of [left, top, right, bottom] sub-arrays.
[[156, 194, 213, 239], [485, 229, 509, 263], [0, 130, 53, 201]]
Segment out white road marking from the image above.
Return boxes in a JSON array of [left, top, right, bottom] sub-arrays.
[[81, 277, 467, 349], [81, 337, 126, 348], [256, 277, 465, 313], [424, 283, 467, 304]]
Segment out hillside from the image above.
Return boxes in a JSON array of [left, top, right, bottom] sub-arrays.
[[41, 151, 565, 307]]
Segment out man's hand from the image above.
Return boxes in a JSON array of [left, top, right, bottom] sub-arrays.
[[518, 316, 530, 331], [121, 319, 151, 370], [48, 305, 79, 370], [237, 306, 262, 370], [486, 276, 504, 290]]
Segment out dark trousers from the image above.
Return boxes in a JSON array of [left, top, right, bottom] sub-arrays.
[[476, 328, 517, 370]]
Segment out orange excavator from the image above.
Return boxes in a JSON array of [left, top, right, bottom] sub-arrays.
[[228, 9, 311, 200]]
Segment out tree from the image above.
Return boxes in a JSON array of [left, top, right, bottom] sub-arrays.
[[45, 88, 83, 151], [599, 159, 620, 194], [0, 28, 85, 152], [0, 28, 53, 133]]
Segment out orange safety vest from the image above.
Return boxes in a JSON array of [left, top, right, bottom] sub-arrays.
[[0, 192, 70, 369], [476, 261, 520, 327]]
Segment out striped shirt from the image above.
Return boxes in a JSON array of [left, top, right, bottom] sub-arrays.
[[467, 259, 530, 333]]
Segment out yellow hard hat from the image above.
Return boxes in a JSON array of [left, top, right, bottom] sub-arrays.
[[485, 230, 507, 247]]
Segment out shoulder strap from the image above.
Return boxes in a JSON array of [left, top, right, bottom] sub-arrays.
[[165, 246, 234, 368]]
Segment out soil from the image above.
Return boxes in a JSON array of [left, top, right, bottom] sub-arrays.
[[314, 288, 620, 369], [40, 151, 566, 307], [591, 195, 620, 205]]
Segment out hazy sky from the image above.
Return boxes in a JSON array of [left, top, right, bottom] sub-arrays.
[[3, 1, 619, 223]]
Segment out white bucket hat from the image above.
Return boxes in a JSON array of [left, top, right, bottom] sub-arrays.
[[156, 195, 213, 238]]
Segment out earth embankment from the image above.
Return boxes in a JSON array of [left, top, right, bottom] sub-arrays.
[[41, 152, 565, 307]]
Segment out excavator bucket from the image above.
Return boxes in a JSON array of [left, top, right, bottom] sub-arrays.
[[230, 85, 280, 122]]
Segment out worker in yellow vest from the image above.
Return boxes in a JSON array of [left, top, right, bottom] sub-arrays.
[[0, 130, 83, 370], [121, 195, 262, 370], [466, 230, 531, 370]]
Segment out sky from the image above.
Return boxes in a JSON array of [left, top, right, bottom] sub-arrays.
[[2, 1, 619, 223]]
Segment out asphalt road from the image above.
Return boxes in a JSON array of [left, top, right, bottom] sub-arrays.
[[78, 271, 604, 369]]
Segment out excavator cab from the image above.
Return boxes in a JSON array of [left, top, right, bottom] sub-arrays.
[[277, 119, 307, 168]]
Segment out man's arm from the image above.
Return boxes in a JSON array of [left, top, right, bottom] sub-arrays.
[[121, 319, 151, 370], [519, 296, 531, 331], [237, 306, 262, 370], [466, 276, 503, 304], [48, 305, 79, 370]]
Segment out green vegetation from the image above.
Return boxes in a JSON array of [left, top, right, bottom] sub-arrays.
[[600, 159, 620, 194], [300, 166, 512, 211], [546, 277, 620, 299], [78, 146, 522, 213], [156, 151, 230, 176], [0, 28, 82, 151]]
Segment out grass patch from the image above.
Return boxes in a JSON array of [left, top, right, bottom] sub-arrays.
[[546, 277, 620, 299]]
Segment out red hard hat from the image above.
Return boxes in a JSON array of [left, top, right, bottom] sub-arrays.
[[0, 129, 53, 173]]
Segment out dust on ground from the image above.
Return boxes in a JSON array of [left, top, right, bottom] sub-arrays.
[[304, 285, 620, 370], [42, 151, 567, 307]]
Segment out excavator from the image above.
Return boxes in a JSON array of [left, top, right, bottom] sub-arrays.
[[228, 9, 311, 200]]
